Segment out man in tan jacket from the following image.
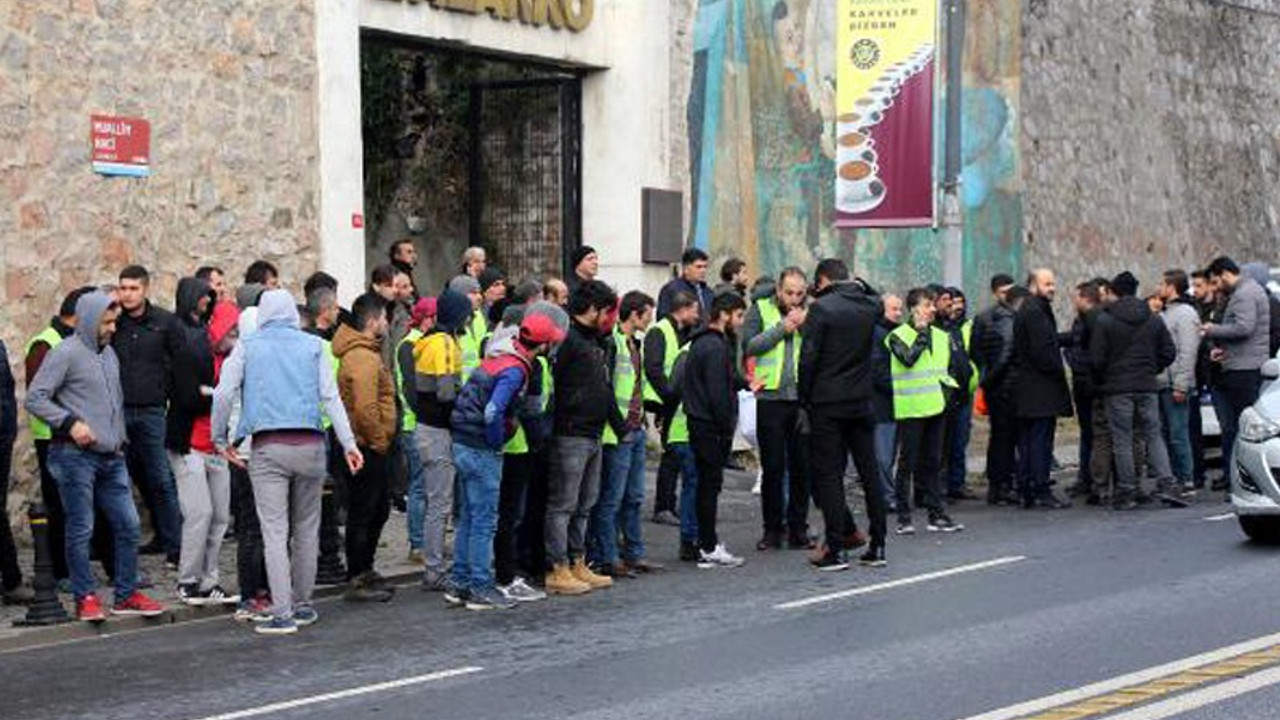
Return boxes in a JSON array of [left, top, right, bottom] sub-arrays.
[[334, 292, 397, 602]]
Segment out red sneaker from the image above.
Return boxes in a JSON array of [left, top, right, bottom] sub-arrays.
[[112, 592, 165, 617], [77, 594, 106, 623]]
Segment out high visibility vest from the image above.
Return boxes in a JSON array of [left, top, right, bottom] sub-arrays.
[[23, 326, 63, 440], [320, 338, 339, 430], [459, 308, 486, 382], [753, 298, 802, 392], [887, 324, 954, 420], [505, 355, 552, 455], [959, 318, 979, 395], [395, 328, 423, 432], [642, 318, 688, 444], [603, 328, 643, 446]]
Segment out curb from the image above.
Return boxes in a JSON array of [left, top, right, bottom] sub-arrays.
[[0, 566, 425, 654]]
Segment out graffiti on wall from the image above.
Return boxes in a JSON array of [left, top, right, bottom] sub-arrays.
[[688, 0, 1023, 297]]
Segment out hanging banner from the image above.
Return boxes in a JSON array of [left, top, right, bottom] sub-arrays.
[[835, 0, 938, 228]]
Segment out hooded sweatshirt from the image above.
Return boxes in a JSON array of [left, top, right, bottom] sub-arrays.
[[189, 302, 240, 455], [26, 292, 128, 453], [450, 331, 532, 450], [1090, 295, 1177, 395], [166, 278, 218, 455], [333, 322, 397, 454]]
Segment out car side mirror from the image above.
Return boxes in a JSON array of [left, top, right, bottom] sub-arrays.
[[1263, 359, 1280, 381]]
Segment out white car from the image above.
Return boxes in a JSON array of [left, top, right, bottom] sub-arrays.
[[1230, 358, 1280, 541]]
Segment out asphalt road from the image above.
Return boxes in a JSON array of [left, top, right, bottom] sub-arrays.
[[5, 482, 1280, 720]]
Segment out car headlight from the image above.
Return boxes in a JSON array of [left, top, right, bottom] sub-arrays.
[[1239, 407, 1280, 443]]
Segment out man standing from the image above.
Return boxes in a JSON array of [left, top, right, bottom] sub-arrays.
[[1158, 270, 1202, 494], [196, 266, 230, 303], [1011, 269, 1074, 509], [333, 294, 398, 602], [1203, 256, 1271, 474], [1190, 270, 1218, 489], [1062, 280, 1103, 501], [871, 293, 903, 514], [449, 275, 487, 382], [590, 291, 657, 577], [684, 292, 749, 568], [543, 278, 570, 308], [717, 258, 749, 297], [741, 267, 813, 551], [977, 284, 1028, 506], [644, 292, 702, 560], [0, 336, 25, 604], [1092, 272, 1182, 509], [544, 280, 622, 595], [800, 260, 887, 569], [657, 248, 714, 320], [389, 239, 419, 299], [27, 291, 165, 621], [114, 265, 183, 566], [942, 288, 978, 500], [478, 267, 507, 326], [397, 298, 432, 565], [460, 247, 487, 278], [889, 288, 965, 534], [244, 260, 280, 290], [212, 289, 363, 635], [566, 246, 600, 296]]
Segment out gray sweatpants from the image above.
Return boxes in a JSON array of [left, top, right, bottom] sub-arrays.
[[249, 439, 326, 619], [168, 450, 231, 590], [545, 436, 603, 566], [414, 425, 454, 573]]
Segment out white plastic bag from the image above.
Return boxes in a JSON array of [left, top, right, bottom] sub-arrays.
[[737, 389, 758, 449]]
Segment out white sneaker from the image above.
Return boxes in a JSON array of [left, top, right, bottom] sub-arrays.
[[697, 544, 745, 569], [498, 577, 547, 603]]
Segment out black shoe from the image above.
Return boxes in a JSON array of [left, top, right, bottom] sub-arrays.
[[1030, 494, 1071, 510], [1135, 492, 1155, 505], [756, 531, 783, 552], [164, 552, 180, 571], [927, 515, 965, 533], [593, 563, 636, 579], [1085, 494, 1104, 506], [1155, 490, 1191, 508], [858, 546, 887, 568], [137, 540, 165, 556], [1113, 498, 1139, 511], [679, 541, 700, 563], [789, 532, 820, 551], [947, 488, 979, 501], [810, 549, 850, 572]]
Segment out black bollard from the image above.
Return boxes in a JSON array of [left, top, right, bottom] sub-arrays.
[[14, 504, 71, 626], [315, 480, 347, 586]]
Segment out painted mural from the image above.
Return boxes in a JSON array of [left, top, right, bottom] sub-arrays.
[[688, 0, 1023, 298]]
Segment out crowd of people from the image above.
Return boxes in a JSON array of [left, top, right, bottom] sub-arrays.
[[0, 242, 1272, 635]]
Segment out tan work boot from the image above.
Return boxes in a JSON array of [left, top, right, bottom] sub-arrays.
[[571, 558, 613, 590], [545, 564, 591, 595]]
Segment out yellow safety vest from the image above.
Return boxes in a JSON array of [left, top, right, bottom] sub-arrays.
[[603, 328, 643, 446], [753, 297, 802, 392], [23, 326, 63, 440], [459, 308, 486, 382], [320, 338, 338, 430], [395, 328, 423, 432], [887, 324, 954, 420], [959, 318, 978, 395], [642, 318, 688, 444], [506, 355, 552, 455]]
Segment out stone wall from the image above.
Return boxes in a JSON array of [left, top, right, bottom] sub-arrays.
[[1022, 0, 1280, 294], [1, 1, 321, 514]]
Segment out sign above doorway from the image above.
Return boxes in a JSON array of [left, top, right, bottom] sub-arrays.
[[398, 0, 594, 33]]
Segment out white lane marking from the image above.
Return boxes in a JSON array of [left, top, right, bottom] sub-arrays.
[[1203, 513, 1235, 522], [774, 556, 1026, 610], [1102, 664, 1280, 720], [187, 666, 483, 720], [952, 630, 1280, 720]]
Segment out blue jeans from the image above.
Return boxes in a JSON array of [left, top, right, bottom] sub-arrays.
[[402, 429, 426, 550], [590, 431, 647, 565], [873, 422, 897, 511], [945, 400, 972, 492], [451, 443, 502, 594], [1159, 389, 1194, 484], [48, 445, 140, 601], [124, 406, 180, 554], [672, 443, 699, 544]]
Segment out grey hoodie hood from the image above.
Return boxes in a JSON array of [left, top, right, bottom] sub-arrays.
[[257, 289, 300, 330], [75, 291, 115, 352]]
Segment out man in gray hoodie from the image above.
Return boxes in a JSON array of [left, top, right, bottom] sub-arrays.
[[1157, 270, 1201, 489], [26, 291, 165, 622], [1203, 256, 1271, 472]]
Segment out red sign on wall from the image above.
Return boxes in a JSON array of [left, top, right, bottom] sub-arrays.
[[90, 115, 151, 177]]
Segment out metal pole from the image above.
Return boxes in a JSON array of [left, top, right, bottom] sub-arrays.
[[941, 0, 966, 287]]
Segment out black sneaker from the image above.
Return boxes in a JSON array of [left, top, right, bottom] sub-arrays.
[[927, 515, 965, 533], [177, 584, 206, 606], [679, 541, 700, 562], [1155, 490, 1191, 508], [442, 579, 470, 607], [788, 532, 819, 551], [858, 546, 887, 568], [756, 531, 783, 552], [810, 550, 850, 572]]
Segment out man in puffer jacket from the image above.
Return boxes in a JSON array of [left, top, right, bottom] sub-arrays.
[[1091, 272, 1181, 510]]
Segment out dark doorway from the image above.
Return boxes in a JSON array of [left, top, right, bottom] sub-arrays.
[[360, 34, 583, 292]]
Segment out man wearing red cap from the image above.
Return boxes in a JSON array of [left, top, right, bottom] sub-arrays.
[[443, 308, 566, 610]]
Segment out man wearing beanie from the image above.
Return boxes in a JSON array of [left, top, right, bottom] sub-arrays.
[[411, 289, 472, 590], [566, 246, 599, 297], [1091, 271, 1184, 510], [448, 274, 486, 382], [478, 267, 507, 327]]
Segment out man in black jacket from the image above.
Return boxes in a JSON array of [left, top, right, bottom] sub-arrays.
[[798, 259, 886, 569], [1061, 279, 1105, 501], [644, 292, 701, 527], [976, 284, 1027, 505], [1011, 269, 1073, 509], [657, 248, 714, 321], [683, 292, 747, 568], [544, 280, 624, 594], [114, 265, 184, 563], [1092, 271, 1184, 510]]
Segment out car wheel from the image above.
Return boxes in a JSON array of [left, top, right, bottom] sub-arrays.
[[1239, 516, 1280, 544]]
